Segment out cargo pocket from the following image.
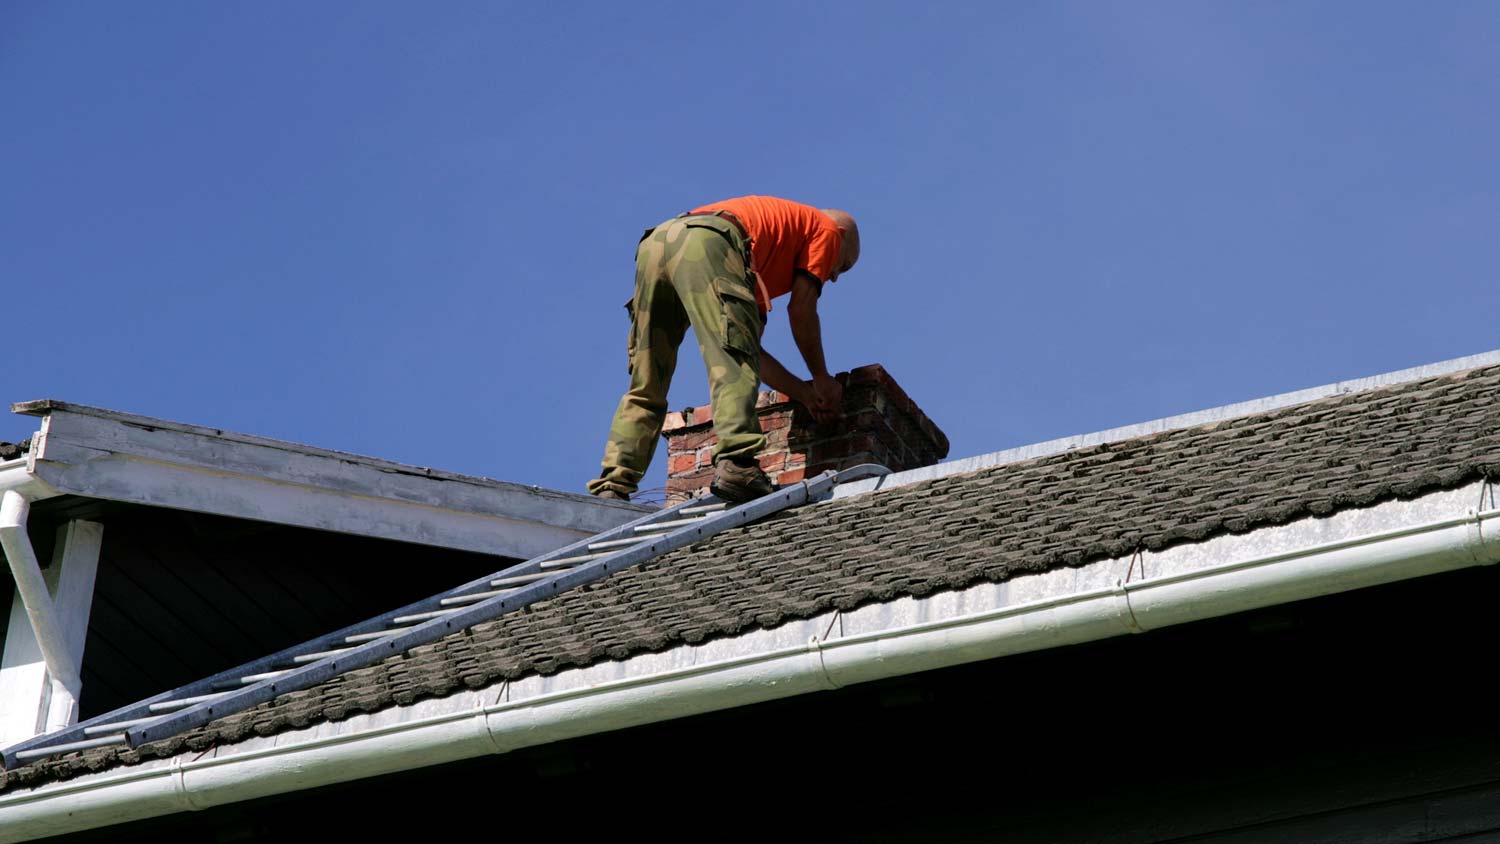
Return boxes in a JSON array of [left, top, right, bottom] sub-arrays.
[[624, 297, 638, 374], [712, 277, 762, 359]]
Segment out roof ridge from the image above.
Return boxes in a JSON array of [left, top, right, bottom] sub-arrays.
[[833, 348, 1500, 500]]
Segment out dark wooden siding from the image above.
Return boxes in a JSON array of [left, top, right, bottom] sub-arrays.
[[21, 497, 510, 718]]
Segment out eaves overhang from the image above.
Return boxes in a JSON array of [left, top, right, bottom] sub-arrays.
[[1, 479, 1495, 841], [6, 400, 649, 559]]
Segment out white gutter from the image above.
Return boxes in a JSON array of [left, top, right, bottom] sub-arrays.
[[1, 505, 1496, 841], [0, 460, 52, 504]]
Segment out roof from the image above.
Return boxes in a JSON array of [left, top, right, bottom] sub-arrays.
[[4, 358, 1500, 792]]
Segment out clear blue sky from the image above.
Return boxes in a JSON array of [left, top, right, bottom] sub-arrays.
[[3, 2, 1496, 499]]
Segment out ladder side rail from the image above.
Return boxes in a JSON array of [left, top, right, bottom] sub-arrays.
[[436, 497, 704, 601], [1, 498, 694, 766], [128, 476, 831, 747]]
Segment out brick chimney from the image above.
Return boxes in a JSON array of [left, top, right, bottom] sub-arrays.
[[661, 364, 950, 503]]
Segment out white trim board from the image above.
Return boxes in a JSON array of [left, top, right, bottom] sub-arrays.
[[10, 402, 648, 559]]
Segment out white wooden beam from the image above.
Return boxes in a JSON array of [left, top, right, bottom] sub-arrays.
[[0, 518, 103, 744], [18, 405, 647, 559]]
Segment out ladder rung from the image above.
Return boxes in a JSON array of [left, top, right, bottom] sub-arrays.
[[15, 735, 128, 761], [345, 627, 415, 644], [292, 647, 358, 664], [392, 607, 462, 625], [0, 466, 872, 774], [491, 571, 550, 587], [541, 552, 608, 570], [84, 716, 161, 736], [589, 535, 650, 551], [213, 668, 296, 690], [634, 516, 710, 532], [440, 589, 515, 606], [680, 502, 727, 515], [0, 472, 858, 769], [149, 692, 232, 713]]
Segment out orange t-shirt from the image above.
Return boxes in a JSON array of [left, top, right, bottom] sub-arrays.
[[690, 195, 843, 314]]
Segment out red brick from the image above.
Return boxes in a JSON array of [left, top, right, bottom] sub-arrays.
[[756, 390, 794, 409], [809, 441, 851, 463], [842, 364, 887, 387], [758, 410, 793, 430], [787, 423, 819, 445], [917, 417, 950, 457], [667, 469, 713, 495], [875, 373, 915, 415], [890, 413, 918, 441], [758, 451, 788, 473], [669, 428, 715, 451], [670, 466, 713, 483], [660, 363, 948, 498], [843, 385, 878, 413], [776, 468, 806, 485], [691, 403, 714, 425]]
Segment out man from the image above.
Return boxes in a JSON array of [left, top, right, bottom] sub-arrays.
[[587, 195, 860, 503]]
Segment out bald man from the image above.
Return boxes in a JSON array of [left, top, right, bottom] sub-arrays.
[[587, 196, 861, 503]]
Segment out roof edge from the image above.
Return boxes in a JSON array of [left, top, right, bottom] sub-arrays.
[[11, 399, 646, 513], [5, 495, 1497, 837], [835, 348, 1500, 500]]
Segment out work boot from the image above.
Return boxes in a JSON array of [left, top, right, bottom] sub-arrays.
[[709, 456, 774, 503], [594, 489, 629, 502]]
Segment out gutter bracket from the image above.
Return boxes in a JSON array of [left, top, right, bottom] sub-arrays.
[[475, 698, 502, 755], [808, 636, 841, 690], [1112, 579, 1145, 634], [1463, 508, 1492, 567], [171, 757, 205, 813]]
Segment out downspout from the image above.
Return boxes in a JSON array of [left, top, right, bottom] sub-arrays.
[[0, 461, 79, 733], [0, 505, 1496, 842]]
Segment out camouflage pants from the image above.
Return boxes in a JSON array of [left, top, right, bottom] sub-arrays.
[[587, 215, 766, 497]]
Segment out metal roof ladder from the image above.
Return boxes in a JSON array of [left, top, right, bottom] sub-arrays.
[[2, 464, 889, 769]]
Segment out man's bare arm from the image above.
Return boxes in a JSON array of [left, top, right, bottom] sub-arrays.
[[787, 273, 843, 419], [759, 349, 837, 425]]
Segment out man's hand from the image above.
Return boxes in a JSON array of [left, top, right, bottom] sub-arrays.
[[811, 372, 843, 423], [799, 378, 840, 426], [761, 350, 841, 425]]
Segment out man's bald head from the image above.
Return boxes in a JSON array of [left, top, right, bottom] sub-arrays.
[[821, 208, 860, 280]]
